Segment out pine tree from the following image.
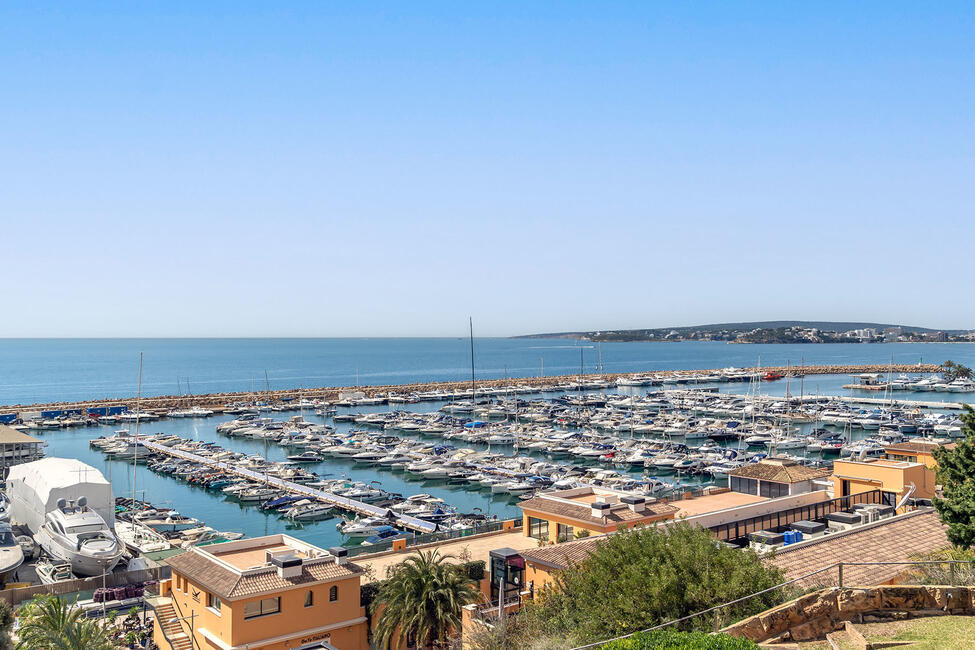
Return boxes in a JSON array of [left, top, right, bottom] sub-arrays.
[[933, 406, 975, 549]]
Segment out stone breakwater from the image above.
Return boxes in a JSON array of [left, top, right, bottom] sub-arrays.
[[0, 363, 937, 413]]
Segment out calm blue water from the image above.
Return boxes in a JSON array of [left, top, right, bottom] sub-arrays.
[[1, 338, 972, 405]]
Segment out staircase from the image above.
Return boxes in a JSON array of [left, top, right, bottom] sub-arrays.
[[148, 597, 193, 650]]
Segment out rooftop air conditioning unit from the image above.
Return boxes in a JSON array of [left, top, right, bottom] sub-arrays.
[[825, 511, 862, 532], [790, 520, 827, 540], [747, 530, 784, 553]]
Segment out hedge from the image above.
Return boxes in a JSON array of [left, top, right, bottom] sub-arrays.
[[600, 630, 758, 649]]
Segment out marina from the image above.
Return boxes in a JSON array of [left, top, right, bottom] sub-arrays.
[[0, 342, 972, 599], [3, 362, 960, 556]]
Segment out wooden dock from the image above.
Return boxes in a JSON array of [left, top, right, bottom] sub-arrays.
[[139, 439, 438, 534]]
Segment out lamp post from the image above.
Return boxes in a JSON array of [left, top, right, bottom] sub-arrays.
[[168, 611, 196, 649]]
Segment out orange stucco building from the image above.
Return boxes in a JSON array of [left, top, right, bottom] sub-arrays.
[[884, 440, 954, 469], [151, 535, 368, 650], [831, 457, 936, 502], [830, 440, 953, 504]]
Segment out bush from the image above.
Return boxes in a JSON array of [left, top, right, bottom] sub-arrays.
[[601, 630, 758, 649], [360, 580, 383, 608], [462, 559, 486, 581], [524, 521, 785, 642]]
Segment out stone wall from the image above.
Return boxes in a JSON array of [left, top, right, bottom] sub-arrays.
[[723, 585, 973, 642]]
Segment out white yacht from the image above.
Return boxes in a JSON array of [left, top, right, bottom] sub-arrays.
[[285, 500, 333, 521], [0, 523, 24, 582], [115, 520, 171, 554], [34, 497, 124, 576]]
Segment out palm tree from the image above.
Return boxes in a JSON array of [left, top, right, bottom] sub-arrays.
[[372, 549, 481, 649], [16, 595, 118, 650]]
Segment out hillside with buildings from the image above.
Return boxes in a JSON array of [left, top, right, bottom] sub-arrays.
[[517, 321, 972, 343]]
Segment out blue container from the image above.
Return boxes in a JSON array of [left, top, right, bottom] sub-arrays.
[[793, 530, 803, 543]]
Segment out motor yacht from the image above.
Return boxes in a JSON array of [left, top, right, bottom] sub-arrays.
[[33, 497, 124, 576], [0, 523, 24, 582]]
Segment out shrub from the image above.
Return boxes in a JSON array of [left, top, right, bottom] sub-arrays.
[[524, 521, 785, 642], [462, 559, 486, 581]]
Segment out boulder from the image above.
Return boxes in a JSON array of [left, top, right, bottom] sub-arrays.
[[878, 585, 932, 611], [837, 587, 881, 613], [724, 614, 766, 641], [759, 604, 803, 637], [788, 616, 837, 642], [798, 590, 838, 620]]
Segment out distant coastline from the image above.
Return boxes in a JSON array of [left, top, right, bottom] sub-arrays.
[[515, 321, 973, 344]]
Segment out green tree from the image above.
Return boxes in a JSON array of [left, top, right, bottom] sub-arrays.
[[372, 549, 481, 649], [940, 361, 973, 382], [934, 406, 975, 548], [15, 595, 118, 650], [523, 521, 785, 643]]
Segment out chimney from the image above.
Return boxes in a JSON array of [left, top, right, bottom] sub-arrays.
[[329, 546, 349, 566], [621, 495, 646, 514], [590, 501, 611, 520], [267, 550, 303, 579]]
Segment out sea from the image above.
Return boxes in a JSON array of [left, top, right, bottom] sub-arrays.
[[3, 338, 975, 551]]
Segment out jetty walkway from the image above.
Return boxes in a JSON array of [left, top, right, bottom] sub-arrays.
[[139, 439, 438, 534]]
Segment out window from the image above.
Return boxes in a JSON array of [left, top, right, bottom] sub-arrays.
[[207, 593, 221, 613], [304, 590, 314, 607], [244, 597, 280, 619], [759, 481, 788, 499], [329, 585, 338, 602], [528, 517, 549, 541], [730, 476, 758, 495], [556, 523, 574, 543]]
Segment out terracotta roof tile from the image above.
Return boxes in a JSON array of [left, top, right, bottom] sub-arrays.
[[886, 441, 955, 454], [728, 461, 830, 483], [770, 509, 948, 588], [520, 536, 605, 570], [167, 550, 362, 600]]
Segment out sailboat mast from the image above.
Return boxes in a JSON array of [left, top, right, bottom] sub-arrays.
[[133, 352, 143, 507], [469, 317, 476, 411]]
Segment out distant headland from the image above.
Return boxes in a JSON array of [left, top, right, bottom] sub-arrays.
[[514, 321, 974, 344]]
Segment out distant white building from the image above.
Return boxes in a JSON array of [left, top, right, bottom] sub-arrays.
[[884, 327, 902, 343]]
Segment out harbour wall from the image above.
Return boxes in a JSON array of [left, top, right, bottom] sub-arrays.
[[0, 363, 938, 413]]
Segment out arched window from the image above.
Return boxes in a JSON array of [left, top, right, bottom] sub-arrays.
[[329, 585, 338, 602], [304, 590, 314, 607]]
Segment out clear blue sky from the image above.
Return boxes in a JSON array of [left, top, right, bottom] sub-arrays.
[[2, 3, 973, 337]]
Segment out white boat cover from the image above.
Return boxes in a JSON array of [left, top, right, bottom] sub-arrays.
[[7, 458, 115, 533]]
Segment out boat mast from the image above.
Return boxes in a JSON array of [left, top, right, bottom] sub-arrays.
[[579, 347, 584, 392], [469, 317, 476, 412], [133, 352, 143, 508]]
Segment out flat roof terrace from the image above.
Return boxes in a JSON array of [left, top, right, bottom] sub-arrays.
[[674, 491, 767, 518], [210, 543, 310, 571]]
